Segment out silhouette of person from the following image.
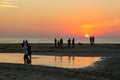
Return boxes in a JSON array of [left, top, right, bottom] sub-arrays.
[[25, 40, 32, 64], [54, 38, 57, 48], [72, 38, 75, 47], [58, 40, 60, 47], [90, 36, 92, 45], [68, 38, 71, 47], [93, 36, 95, 44], [60, 38, 63, 47], [21, 40, 28, 64], [90, 36, 95, 45]]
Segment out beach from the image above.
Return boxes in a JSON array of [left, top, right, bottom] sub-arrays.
[[0, 43, 120, 56], [0, 43, 120, 80]]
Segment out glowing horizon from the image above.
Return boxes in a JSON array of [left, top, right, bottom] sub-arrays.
[[0, 0, 120, 38]]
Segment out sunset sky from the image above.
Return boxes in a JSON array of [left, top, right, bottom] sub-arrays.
[[0, 0, 120, 38]]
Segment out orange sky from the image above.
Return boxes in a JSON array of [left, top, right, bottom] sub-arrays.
[[0, 0, 120, 38]]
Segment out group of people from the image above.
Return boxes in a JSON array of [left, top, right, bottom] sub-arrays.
[[21, 37, 94, 64], [68, 38, 75, 47], [55, 38, 63, 47], [21, 40, 32, 64], [89, 36, 95, 45], [54, 38, 75, 48]]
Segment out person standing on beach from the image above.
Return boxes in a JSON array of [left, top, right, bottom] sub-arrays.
[[54, 38, 57, 48], [93, 36, 95, 44], [21, 40, 29, 64], [72, 38, 75, 47], [90, 36, 95, 45], [68, 38, 71, 48], [90, 36, 93, 45], [26, 40, 32, 64], [58, 40, 60, 47], [60, 38, 63, 47]]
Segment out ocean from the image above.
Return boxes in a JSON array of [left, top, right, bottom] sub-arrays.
[[0, 37, 120, 43]]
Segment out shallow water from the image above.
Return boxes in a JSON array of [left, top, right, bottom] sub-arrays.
[[0, 53, 101, 68]]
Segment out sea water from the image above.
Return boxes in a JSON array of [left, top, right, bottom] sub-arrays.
[[0, 37, 120, 43]]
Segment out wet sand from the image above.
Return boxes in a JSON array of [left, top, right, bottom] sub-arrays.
[[0, 56, 120, 80], [0, 53, 101, 68], [0, 43, 120, 80], [0, 43, 120, 56]]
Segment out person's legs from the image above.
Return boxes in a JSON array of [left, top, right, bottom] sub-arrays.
[[27, 54, 31, 64], [24, 55, 28, 64]]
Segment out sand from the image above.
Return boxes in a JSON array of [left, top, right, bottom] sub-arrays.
[[0, 63, 81, 80], [0, 56, 120, 80], [0, 43, 120, 80], [0, 43, 120, 56]]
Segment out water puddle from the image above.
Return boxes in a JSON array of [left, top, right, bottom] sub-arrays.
[[0, 53, 101, 68]]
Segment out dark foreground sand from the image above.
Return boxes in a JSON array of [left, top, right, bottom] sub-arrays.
[[0, 43, 120, 80]]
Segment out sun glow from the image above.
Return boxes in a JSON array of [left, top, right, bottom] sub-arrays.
[[85, 34, 90, 38], [76, 24, 98, 37]]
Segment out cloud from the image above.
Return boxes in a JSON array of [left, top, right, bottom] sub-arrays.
[[0, 4, 18, 8], [0, 0, 18, 8]]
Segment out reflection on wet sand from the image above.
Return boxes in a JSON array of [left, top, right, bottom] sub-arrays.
[[53, 56, 101, 68], [0, 53, 101, 68]]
